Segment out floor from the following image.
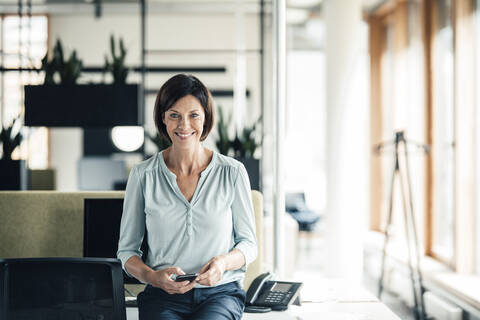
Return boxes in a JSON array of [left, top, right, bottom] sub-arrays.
[[293, 227, 415, 320]]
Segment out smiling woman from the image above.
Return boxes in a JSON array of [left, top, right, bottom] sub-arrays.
[[163, 95, 207, 146], [117, 74, 257, 320], [154, 74, 214, 145]]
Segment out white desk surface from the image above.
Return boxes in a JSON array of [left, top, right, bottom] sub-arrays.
[[126, 277, 401, 320]]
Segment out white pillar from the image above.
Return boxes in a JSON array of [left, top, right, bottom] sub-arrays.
[[324, 0, 368, 283], [273, 0, 286, 277]]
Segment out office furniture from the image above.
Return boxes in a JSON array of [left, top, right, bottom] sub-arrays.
[[0, 159, 28, 190], [29, 169, 56, 190], [285, 192, 321, 232], [77, 157, 127, 190], [83, 198, 148, 285], [0, 191, 124, 259], [24, 84, 142, 127], [0, 257, 126, 320], [0, 190, 287, 291], [125, 277, 401, 320]]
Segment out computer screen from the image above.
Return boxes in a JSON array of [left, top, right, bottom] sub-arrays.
[[0, 258, 126, 320], [83, 198, 148, 285]]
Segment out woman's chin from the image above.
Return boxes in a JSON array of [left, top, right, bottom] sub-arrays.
[[172, 139, 201, 149]]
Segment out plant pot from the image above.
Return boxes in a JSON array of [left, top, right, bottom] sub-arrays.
[[0, 159, 28, 190], [235, 157, 260, 191], [24, 84, 143, 127]]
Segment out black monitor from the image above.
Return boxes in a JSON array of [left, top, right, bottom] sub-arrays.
[[0, 257, 126, 320], [83, 198, 148, 285]]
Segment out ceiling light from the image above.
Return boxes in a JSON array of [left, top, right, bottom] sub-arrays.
[[111, 126, 144, 152]]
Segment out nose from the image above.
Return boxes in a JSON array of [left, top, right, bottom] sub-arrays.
[[178, 116, 190, 129]]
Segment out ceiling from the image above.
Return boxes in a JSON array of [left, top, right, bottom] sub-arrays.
[[0, 0, 383, 11]]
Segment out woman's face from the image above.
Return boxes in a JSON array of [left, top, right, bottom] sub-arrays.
[[162, 94, 205, 149]]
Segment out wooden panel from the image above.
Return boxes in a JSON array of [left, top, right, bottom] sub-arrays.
[[394, 1, 409, 53], [422, 0, 434, 258], [368, 0, 408, 232], [369, 15, 384, 232]]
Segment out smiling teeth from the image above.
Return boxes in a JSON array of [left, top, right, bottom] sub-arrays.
[[177, 133, 193, 137]]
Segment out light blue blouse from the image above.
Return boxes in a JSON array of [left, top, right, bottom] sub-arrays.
[[117, 150, 257, 288]]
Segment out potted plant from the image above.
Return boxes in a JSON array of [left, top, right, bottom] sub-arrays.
[[24, 38, 142, 128], [0, 117, 28, 190], [104, 34, 130, 84], [215, 106, 261, 190], [232, 120, 261, 191], [215, 105, 232, 156]]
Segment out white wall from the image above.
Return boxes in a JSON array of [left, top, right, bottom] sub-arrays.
[[324, 0, 369, 282], [47, 7, 263, 189], [49, 128, 82, 190]]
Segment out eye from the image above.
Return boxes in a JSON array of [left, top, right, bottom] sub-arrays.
[[191, 113, 200, 118], [169, 113, 179, 119]]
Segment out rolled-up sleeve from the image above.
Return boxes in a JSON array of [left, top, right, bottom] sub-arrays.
[[231, 164, 258, 269], [117, 166, 145, 275]]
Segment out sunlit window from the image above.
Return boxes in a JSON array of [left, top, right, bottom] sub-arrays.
[[431, 0, 455, 264], [377, 5, 426, 251], [1, 15, 48, 168], [474, 0, 480, 275]]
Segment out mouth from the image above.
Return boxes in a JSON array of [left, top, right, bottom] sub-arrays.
[[175, 132, 195, 139]]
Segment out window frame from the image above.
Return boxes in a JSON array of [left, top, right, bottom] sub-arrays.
[[0, 13, 50, 167], [368, 0, 477, 272]]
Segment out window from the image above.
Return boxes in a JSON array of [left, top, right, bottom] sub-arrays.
[[369, 2, 426, 253], [430, 0, 455, 264], [1, 15, 48, 168], [474, 0, 480, 274]]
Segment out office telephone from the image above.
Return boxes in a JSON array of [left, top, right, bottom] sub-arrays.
[[244, 272, 303, 313]]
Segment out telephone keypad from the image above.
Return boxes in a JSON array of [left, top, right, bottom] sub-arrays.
[[264, 290, 291, 304], [251, 280, 303, 310]]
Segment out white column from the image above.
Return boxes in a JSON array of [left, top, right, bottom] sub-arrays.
[[273, 0, 286, 277], [324, 0, 368, 283]]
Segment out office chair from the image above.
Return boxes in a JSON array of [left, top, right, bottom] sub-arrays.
[[0, 257, 126, 320]]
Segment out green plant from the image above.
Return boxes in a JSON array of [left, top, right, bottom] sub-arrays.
[[215, 106, 231, 156], [104, 35, 129, 84], [0, 117, 22, 160], [215, 106, 260, 158], [55, 40, 83, 85], [231, 119, 260, 158], [146, 131, 171, 152], [40, 39, 83, 85], [40, 52, 57, 85]]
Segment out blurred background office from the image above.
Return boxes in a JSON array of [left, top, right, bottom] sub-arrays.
[[0, 0, 479, 319]]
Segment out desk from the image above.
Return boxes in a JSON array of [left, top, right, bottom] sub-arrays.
[[241, 302, 401, 320], [126, 278, 401, 320]]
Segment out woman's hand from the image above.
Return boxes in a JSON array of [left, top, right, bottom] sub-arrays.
[[196, 255, 227, 286], [146, 267, 196, 294]]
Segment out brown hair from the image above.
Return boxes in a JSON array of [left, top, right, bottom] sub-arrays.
[[154, 74, 214, 142]]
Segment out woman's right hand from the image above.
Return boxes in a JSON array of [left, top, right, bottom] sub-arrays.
[[146, 267, 196, 294]]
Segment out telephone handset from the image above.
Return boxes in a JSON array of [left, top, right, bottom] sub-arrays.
[[244, 272, 303, 313]]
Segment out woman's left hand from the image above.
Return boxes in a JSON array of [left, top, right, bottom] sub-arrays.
[[196, 255, 227, 286]]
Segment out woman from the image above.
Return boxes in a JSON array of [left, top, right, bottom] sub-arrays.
[[117, 74, 257, 320]]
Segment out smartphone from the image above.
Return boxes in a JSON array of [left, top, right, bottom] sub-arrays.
[[174, 273, 198, 282]]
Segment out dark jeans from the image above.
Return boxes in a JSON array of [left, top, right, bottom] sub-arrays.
[[137, 282, 246, 320]]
